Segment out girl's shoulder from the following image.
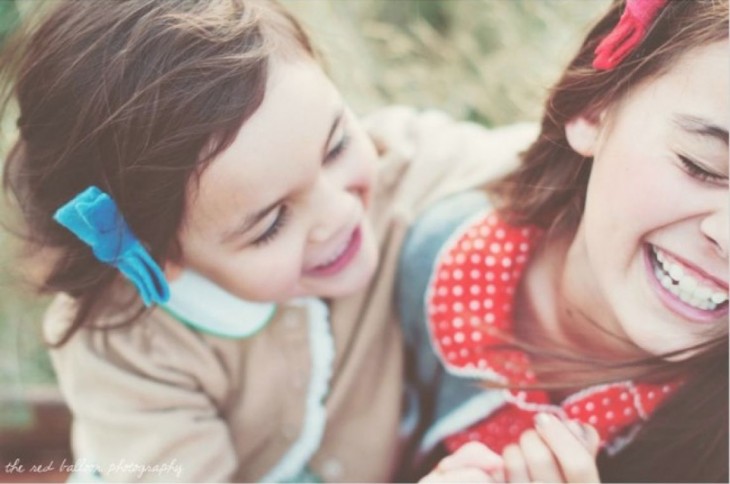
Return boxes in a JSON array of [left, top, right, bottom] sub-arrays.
[[41, 291, 246, 481], [42, 287, 242, 404], [364, 106, 538, 173], [363, 105, 538, 220]]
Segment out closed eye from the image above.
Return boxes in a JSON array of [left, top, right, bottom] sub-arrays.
[[678, 155, 727, 185], [324, 134, 350, 165], [252, 205, 288, 247]]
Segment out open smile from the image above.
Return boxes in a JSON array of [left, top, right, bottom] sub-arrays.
[[304, 226, 362, 278], [645, 244, 728, 322]]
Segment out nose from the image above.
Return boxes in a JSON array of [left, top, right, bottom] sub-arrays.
[[307, 175, 366, 244], [700, 197, 728, 259]]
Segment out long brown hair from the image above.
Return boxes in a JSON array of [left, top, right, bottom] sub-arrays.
[[491, 0, 727, 236], [488, 0, 728, 480], [1, 0, 316, 346]]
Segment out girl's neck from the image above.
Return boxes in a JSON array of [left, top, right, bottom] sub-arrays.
[[513, 231, 642, 391], [514, 232, 579, 353]]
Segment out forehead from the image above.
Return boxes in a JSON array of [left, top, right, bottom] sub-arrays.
[[184, 58, 340, 232], [617, 42, 729, 124], [667, 42, 727, 114]]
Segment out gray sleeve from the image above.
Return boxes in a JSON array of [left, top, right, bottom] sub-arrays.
[[397, 191, 499, 457]]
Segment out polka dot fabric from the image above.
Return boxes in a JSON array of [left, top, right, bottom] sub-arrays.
[[426, 210, 681, 455]]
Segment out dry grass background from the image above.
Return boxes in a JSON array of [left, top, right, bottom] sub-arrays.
[[284, 0, 610, 124], [0, 0, 610, 411]]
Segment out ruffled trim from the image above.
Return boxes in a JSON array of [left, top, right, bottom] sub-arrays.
[[260, 298, 335, 483], [423, 208, 501, 377], [424, 209, 539, 386]]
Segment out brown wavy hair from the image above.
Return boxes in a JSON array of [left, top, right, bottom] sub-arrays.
[[1, 0, 315, 346], [488, 0, 728, 481]]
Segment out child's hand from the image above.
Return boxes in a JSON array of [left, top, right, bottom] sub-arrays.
[[420, 441, 505, 483], [420, 414, 600, 483], [501, 413, 600, 483]]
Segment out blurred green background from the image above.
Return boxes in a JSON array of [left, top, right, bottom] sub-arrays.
[[0, 0, 610, 414]]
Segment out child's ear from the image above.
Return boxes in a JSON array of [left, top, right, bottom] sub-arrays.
[[163, 260, 184, 282], [565, 113, 602, 157]]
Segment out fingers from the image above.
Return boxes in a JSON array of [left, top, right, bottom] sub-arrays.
[[518, 429, 564, 483], [502, 444, 530, 483], [420, 467, 494, 483], [439, 442, 504, 473], [580, 422, 601, 455], [501, 414, 601, 483], [429, 416, 601, 483], [564, 419, 601, 456], [426, 442, 505, 483], [533, 413, 601, 483]]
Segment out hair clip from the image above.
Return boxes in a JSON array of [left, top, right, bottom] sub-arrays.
[[54, 186, 170, 306], [593, 0, 668, 70]]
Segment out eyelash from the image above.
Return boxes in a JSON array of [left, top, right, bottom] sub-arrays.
[[678, 155, 727, 184], [251, 133, 350, 247], [324, 134, 350, 164], [252, 205, 289, 247]]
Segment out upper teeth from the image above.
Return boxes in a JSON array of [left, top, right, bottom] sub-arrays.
[[653, 246, 728, 311]]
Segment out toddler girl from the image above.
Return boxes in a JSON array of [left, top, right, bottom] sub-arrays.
[[1, 0, 536, 481]]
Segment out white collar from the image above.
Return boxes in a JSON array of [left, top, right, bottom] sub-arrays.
[[162, 270, 277, 339]]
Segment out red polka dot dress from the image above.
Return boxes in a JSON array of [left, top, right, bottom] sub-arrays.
[[425, 210, 681, 455]]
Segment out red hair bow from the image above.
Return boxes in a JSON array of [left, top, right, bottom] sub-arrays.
[[593, 0, 668, 70]]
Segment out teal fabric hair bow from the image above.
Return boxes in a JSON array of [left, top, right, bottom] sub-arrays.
[[53, 186, 170, 306]]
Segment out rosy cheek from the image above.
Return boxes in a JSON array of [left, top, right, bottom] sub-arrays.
[[628, 163, 687, 226]]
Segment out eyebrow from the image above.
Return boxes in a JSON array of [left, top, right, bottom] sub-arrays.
[[220, 107, 344, 245], [674, 114, 728, 145]]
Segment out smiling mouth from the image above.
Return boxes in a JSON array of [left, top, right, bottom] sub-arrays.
[[305, 227, 362, 277], [647, 244, 728, 317]]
